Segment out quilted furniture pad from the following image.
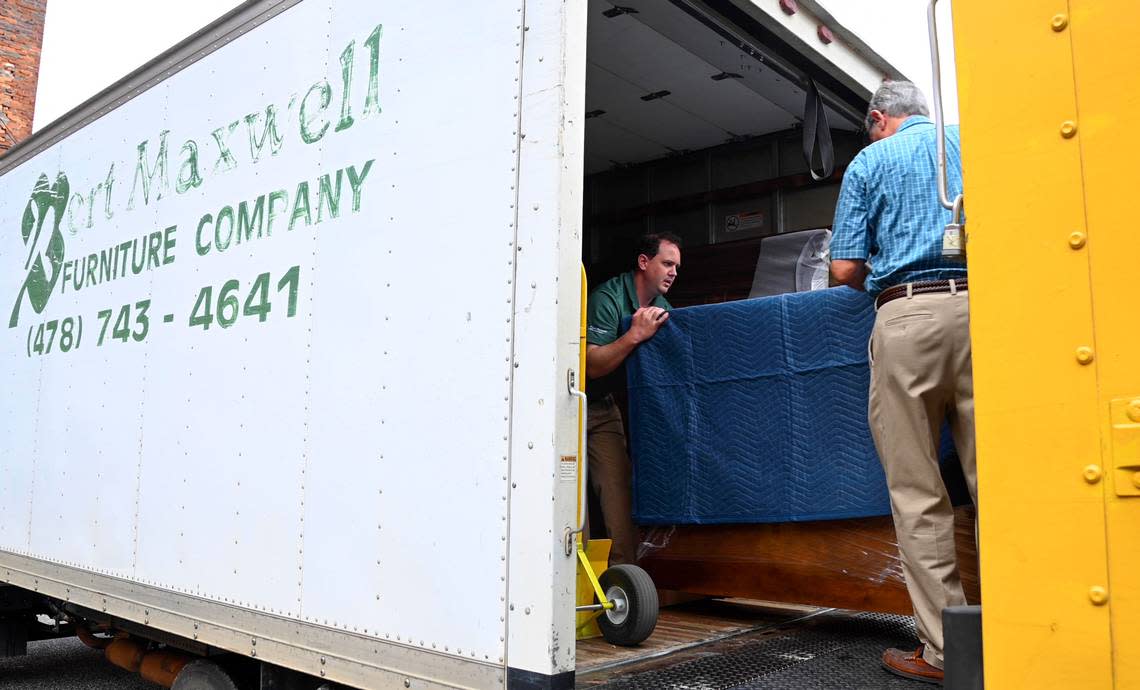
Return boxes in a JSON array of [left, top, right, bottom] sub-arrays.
[[625, 287, 961, 525]]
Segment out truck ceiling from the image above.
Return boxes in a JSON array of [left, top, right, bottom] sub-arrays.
[[584, 0, 907, 173]]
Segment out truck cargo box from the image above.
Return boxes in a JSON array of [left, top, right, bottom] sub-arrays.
[[0, 1, 905, 687]]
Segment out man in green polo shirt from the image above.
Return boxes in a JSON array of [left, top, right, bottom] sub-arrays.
[[585, 232, 681, 565]]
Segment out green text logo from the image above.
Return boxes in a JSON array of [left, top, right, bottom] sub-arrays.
[[9, 173, 69, 328]]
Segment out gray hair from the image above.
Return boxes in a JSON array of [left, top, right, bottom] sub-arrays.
[[864, 80, 929, 133]]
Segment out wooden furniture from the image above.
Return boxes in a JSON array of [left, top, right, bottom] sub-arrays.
[[639, 507, 979, 615]]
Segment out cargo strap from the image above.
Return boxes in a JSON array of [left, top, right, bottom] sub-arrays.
[[803, 79, 835, 181]]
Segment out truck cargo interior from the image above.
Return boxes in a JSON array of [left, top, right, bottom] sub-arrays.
[[581, 0, 866, 305], [573, 0, 981, 680]]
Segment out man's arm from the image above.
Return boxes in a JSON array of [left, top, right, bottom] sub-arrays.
[[585, 306, 669, 379], [831, 259, 868, 291], [829, 155, 872, 290], [586, 339, 638, 379]]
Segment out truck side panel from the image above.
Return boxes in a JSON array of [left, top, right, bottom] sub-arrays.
[[0, 0, 566, 687]]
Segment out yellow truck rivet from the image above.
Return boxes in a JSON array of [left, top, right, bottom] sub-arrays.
[[1068, 231, 1086, 249], [1076, 347, 1094, 365], [1132, 472, 1140, 490], [1061, 121, 1078, 138], [1127, 399, 1140, 422], [1083, 465, 1102, 484], [1089, 586, 1108, 606], [1051, 14, 1069, 31]]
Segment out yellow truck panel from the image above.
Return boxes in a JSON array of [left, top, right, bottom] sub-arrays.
[[955, 1, 1139, 687], [1067, 2, 1140, 685]]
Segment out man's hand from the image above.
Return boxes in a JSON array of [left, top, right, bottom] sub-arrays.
[[627, 306, 670, 344], [586, 307, 670, 380], [831, 259, 868, 291]]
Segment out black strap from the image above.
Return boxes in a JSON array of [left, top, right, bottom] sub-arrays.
[[803, 79, 835, 181]]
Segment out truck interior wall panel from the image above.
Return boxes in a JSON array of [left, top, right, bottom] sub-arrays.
[[710, 140, 778, 190], [652, 207, 713, 249], [782, 183, 841, 233], [649, 156, 710, 204]]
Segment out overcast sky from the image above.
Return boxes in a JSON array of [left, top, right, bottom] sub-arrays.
[[33, 0, 958, 131]]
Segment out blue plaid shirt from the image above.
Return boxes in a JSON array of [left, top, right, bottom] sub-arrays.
[[830, 115, 966, 297]]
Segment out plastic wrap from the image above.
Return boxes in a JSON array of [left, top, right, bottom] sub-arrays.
[[635, 507, 979, 614], [748, 228, 832, 298]]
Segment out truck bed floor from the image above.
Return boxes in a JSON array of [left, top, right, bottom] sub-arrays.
[[577, 602, 926, 689]]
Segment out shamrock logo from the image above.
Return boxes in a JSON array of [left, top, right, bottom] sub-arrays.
[[9, 173, 69, 328]]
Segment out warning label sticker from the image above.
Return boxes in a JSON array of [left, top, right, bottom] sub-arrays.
[[560, 455, 578, 482], [725, 210, 766, 233]]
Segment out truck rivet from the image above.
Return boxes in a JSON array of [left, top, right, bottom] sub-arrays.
[[1061, 121, 1078, 138], [1132, 472, 1140, 490], [1126, 399, 1140, 423], [1051, 13, 1069, 31], [1076, 347, 1094, 365], [1068, 231, 1086, 249], [1089, 586, 1108, 605], [1083, 465, 1102, 484]]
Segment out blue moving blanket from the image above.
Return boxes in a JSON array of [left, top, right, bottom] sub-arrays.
[[626, 287, 962, 525]]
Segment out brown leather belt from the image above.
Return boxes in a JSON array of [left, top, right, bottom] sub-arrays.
[[875, 279, 968, 309]]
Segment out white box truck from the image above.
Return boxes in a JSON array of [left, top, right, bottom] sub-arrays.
[[0, 1, 901, 687]]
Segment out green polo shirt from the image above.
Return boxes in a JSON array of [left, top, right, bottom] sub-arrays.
[[586, 271, 672, 399]]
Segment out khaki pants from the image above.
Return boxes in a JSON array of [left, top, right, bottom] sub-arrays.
[[586, 396, 638, 565], [868, 289, 978, 670]]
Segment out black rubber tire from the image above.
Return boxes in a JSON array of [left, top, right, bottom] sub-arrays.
[[171, 660, 241, 690], [597, 564, 658, 646]]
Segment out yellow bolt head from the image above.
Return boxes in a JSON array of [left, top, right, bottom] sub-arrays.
[[1089, 586, 1109, 606], [1133, 472, 1140, 490], [1076, 347, 1094, 365], [1051, 13, 1069, 31], [1083, 465, 1103, 484], [1061, 121, 1078, 138], [1068, 231, 1087, 249], [1127, 399, 1140, 422]]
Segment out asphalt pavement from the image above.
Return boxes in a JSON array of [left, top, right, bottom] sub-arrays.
[[0, 638, 153, 689]]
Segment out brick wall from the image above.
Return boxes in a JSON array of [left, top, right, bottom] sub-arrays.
[[0, 0, 47, 154]]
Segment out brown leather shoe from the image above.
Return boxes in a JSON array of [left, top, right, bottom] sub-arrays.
[[881, 645, 944, 685]]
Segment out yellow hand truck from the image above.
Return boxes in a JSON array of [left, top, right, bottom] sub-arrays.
[[567, 266, 658, 646]]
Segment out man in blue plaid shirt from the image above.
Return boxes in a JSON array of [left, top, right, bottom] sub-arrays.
[[830, 80, 975, 685]]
